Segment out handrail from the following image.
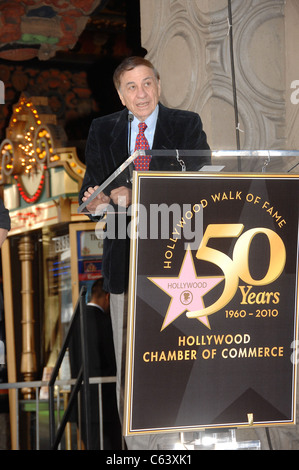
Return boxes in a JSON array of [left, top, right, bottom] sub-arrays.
[[48, 286, 92, 450], [0, 376, 116, 450], [0, 284, 116, 450], [0, 376, 116, 390]]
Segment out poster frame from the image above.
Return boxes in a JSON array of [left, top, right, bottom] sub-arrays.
[[124, 171, 299, 436]]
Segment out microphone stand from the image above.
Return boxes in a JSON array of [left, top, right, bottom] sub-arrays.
[[127, 113, 134, 183]]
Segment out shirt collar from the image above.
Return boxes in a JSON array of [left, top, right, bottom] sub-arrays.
[[131, 105, 158, 132], [144, 104, 159, 128], [129, 105, 159, 153], [87, 302, 104, 312]]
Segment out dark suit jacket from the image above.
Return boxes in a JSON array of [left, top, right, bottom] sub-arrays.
[[79, 103, 210, 294], [0, 198, 10, 231], [69, 304, 121, 449], [69, 304, 116, 379]]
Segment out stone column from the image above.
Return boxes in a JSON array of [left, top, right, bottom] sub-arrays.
[[139, 0, 299, 450], [285, 0, 299, 150], [19, 235, 36, 399], [140, 0, 286, 151]]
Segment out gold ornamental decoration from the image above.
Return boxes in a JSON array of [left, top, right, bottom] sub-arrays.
[[0, 93, 85, 204]]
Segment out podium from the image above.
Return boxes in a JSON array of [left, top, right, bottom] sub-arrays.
[[78, 149, 299, 215], [79, 150, 299, 450]]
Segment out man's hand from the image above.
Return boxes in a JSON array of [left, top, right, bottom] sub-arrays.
[[110, 187, 132, 207], [82, 186, 110, 215]]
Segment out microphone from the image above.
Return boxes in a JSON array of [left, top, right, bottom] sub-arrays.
[[128, 112, 134, 156], [127, 113, 134, 182]]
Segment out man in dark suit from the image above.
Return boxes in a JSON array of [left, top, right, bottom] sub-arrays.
[[0, 198, 10, 247], [80, 56, 209, 294], [69, 278, 121, 450], [79, 56, 210, 449]]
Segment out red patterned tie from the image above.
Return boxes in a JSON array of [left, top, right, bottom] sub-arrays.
[[134, 122, 151, 171]]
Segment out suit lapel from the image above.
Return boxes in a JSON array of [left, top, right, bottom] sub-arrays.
[[110, 109, 128, 167], [108, 105, 177, 173], [152, 103, 173, 149], [108, 108, 132, 186], [150, 104, 180, 170]]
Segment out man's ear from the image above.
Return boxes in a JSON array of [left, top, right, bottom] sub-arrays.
[[117, 89, 126, 107], [157, 79, 161, 97]]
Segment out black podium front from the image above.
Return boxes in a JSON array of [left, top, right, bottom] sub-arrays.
[[123, 150, 299, 440]]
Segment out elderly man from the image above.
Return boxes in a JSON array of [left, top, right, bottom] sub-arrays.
[[79, 56, 210, 449]]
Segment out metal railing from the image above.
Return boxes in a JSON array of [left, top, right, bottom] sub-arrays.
[[49, 286, 90, 449], [0, 376, 116, 450], [49, 286, 119, 450], [0, 286, 118, 450]]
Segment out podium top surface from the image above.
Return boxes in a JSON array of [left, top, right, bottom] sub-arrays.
[[78, 149, 299, 214]]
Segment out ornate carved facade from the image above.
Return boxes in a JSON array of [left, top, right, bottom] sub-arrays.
[[0, 0, 105, 61], [140, 0, 299, 450], [0, 0, 298, 451], [140, 0, 299, 153]]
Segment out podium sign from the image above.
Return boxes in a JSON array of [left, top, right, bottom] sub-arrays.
[[124, 171, 299, 436]]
